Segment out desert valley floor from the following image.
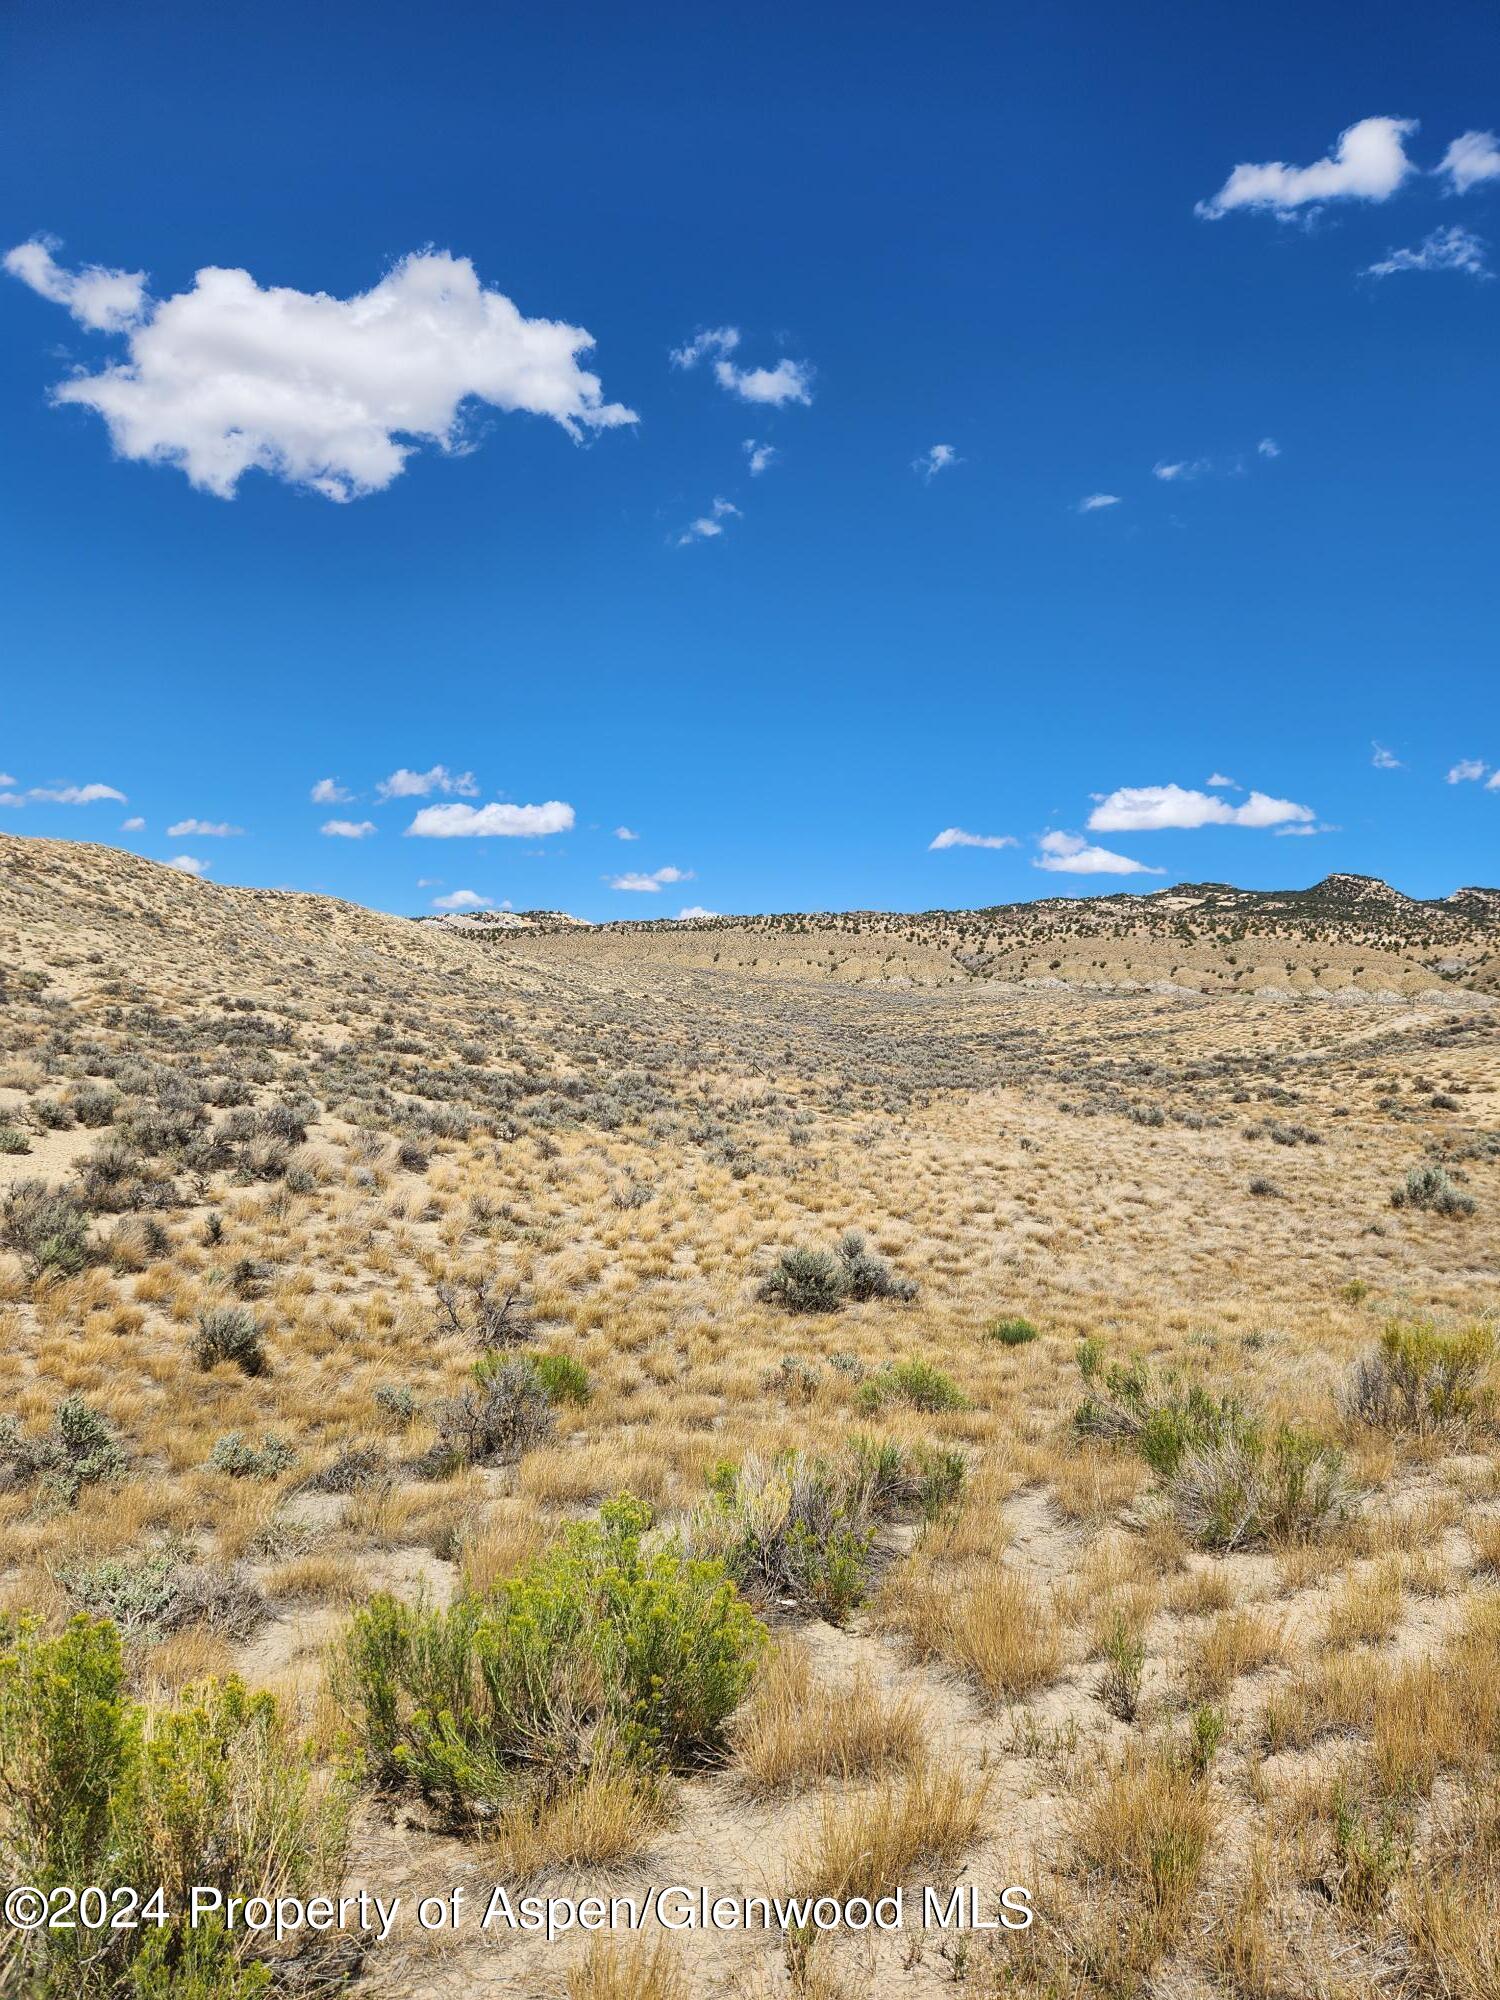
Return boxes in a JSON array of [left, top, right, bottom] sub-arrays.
[[0, 834, 1497, 1999]]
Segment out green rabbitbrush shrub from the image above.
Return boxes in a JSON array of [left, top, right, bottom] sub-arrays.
[[0, 1616, 346, 1997], [1073, 1347, 1352, 1550], [1342, 1321, 1495, 1435], [337, 1497, 763, 1827]]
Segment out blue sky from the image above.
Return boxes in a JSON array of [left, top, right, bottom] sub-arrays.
[[2, 0, 1498, 919]]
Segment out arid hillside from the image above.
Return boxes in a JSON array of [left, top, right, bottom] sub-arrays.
[[437, 870, 1500, 997], [1, 831, 1498, 2000]]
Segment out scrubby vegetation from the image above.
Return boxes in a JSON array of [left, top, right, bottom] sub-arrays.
[[0, 831, 1496, 1996], [338, 1498, 762, 1831], [0, 1617, 346, 1997], [1075, 1349, 1354, 1548]]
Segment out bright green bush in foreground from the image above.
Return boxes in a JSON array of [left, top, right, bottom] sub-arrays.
[[0, 1617, 346, 1997], [337, 1496, 763, 1826]]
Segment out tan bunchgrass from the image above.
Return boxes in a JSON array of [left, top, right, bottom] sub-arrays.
[[488, 1758, 672, 1882], [882, 1560, 1063, 1704], [1185, 1607, 1291, 1702], [1323, 1560, 1404, 1650], [1068, 1747, 1219, 1942], [732, 1643, 926, 1795], [786, 1758, 987, 1904], [565, 1938, 688, 2000]]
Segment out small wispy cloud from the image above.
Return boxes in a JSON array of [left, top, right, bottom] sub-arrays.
[[121, 816, 145, 832], [670, 326, 813, 406], [1274, 822, 1339, 837], [670, 327, 739, 370], [1, 236, 146, 332], [1153, 458, 1211, 482], [929, 827, 1018, 851], [23, 782, 127, 805], [320, 819, 377, 838], [613, 826, 640, 841], [377, 765, 478, 800], [677, 906, 717, 920], [676, 497, 740, 546], [608, 866, 694, 892], [1447, 758, 1488, 784], [310, 777, 351, 804], [1077, 493, 1121, 513], [1371, 742, 1403, 770], [1366, 225, 1490, 279], [1437, 130, 1500, 196], [1033, 832, 1163, 876], [167, 817, 242, 837], [1206, 772, 1238, 788], [914, 444, 959, 482], [1257, 437, 1281, 458], [743, 439, 777, 476]]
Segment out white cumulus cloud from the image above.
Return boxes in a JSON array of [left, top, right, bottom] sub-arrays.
[[406, 800, 575, 837], [167, 818, 242, 837], [928, 827, 1018, 850], [677, 906, 718, 920], [743, 440, 777, 476], [121, 816, 145, 831], [1438, 130, 1500, 195], [432, 888, 491, 910], [1196, 116, 1417, 220], [1033, 832, 1163, 876], [1447, 758, 1488, 784], [310, 777, 351, 804], [321, 819, 377, 838], [1206, 772, 1238, 788], [1088, 783, 1315, 832], [165, 854, 208, 875], [5, 245, 637, 500], [614, 826, 639, 840], [377, 765, 478, 800]]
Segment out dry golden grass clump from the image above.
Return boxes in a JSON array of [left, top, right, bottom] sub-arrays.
[[0, 831, 1496, 1997]]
